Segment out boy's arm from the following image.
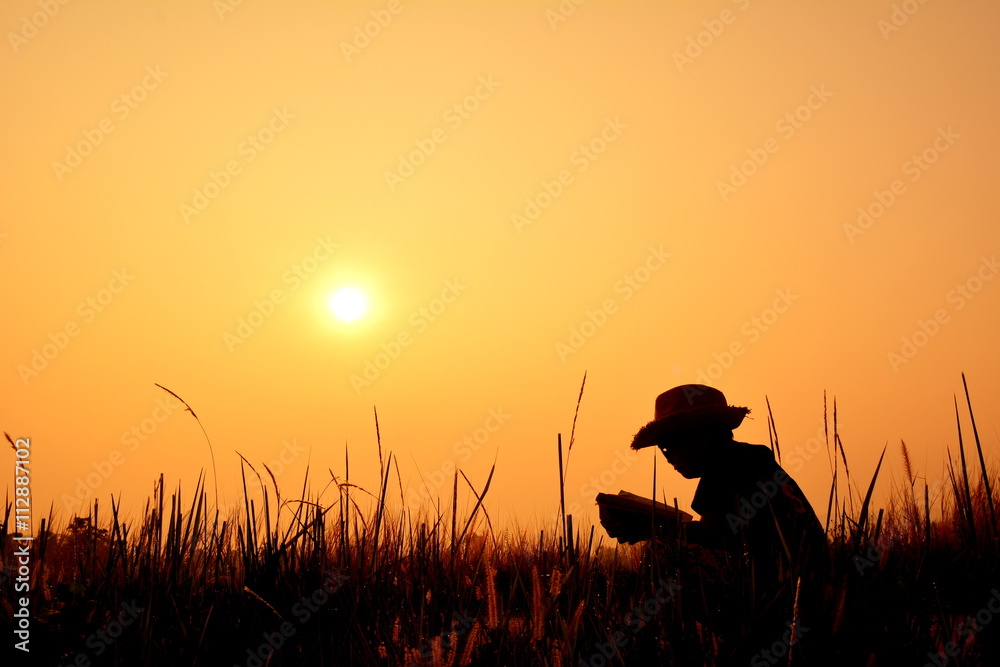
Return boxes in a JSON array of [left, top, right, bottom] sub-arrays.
[[683, 519, 724, 548]]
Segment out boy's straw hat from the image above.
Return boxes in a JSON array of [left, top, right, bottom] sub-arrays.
[[630, 384, 749, 450]]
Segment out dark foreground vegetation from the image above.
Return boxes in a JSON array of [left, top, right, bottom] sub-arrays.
[[2, 378, 998, 666]]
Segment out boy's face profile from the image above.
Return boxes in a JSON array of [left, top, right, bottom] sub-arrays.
[[656, 427, 727, 479], [658, 441, 703, 478]]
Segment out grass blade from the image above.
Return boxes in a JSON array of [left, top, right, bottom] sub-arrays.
[[854, 443, 887, 550], [962, 373, 996, 534]]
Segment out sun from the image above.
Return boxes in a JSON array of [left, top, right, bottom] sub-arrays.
[[327, 287, 368, 323]]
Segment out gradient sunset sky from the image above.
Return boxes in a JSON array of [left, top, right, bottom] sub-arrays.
[[3, 0, 999, 532]]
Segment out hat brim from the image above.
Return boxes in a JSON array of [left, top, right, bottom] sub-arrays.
[[630, 406, 749, 450]]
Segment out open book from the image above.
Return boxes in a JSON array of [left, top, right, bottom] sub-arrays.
[[596, 490, 693, 544]]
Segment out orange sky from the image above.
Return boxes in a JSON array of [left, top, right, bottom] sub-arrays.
[[3, 0, 999, 534]]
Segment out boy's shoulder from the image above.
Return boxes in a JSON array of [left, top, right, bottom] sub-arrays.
[[720, 441, 780, 473]]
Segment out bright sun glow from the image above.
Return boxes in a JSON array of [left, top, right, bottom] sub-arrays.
[[328, 287, 368, 323]]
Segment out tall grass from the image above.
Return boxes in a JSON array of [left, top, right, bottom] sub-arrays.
[[2, 379, 998, 666]]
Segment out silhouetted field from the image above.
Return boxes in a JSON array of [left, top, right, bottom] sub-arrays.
[[3, 381, 998, 666]]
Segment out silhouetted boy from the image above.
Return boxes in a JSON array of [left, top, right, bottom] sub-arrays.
[[601, 384, 829, 665]]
